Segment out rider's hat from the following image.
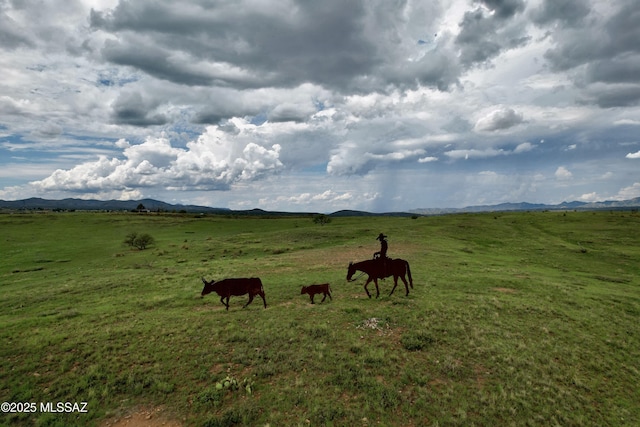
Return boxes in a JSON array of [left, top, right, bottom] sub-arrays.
[[377, 233, 387, 240]]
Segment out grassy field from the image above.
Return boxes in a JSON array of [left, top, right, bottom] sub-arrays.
[[1, 210, 639, 426]]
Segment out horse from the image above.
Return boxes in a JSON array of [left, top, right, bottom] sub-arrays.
[[346, 258, 413, 298]]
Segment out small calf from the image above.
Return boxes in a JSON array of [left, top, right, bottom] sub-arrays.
[[301, 283, 332, 304]]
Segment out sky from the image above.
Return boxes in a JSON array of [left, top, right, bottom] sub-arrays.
[[1, 0, 639, 213]]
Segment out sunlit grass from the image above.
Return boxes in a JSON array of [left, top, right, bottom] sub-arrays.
[[1, 210, 639, 426]]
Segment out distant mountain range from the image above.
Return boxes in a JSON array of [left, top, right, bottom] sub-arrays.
[[409, 198, 640, 215], [1, 196, 639, 216]]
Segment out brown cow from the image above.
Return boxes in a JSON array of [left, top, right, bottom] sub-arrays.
[[301, 283, 332, 304], [201, 277, 267, 310]]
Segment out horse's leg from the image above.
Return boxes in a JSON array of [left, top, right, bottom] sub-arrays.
[[389, 275, 399, 296], [399, 274, 410, 296], [374, 278, 380, 298], [364, 277, 372, 298], [221, 296, 229, 310]]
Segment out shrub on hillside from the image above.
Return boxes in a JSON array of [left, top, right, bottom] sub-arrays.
[[313, 214, 331, 226], [124, 232, 155, 250]]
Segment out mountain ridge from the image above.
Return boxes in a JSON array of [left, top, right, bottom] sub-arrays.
[[409, 197, 640, 215], [1, 196, 639, 216]]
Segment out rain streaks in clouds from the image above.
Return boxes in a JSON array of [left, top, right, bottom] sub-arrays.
[[1, 0, 639, 211]]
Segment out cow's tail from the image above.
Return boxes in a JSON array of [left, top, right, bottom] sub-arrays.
[[406, 261, 413, 289]]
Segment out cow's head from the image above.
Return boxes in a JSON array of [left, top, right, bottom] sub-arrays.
[[201, 277, 215, 297], [301, 286, 307, 295], [346, 262, 355, 281]]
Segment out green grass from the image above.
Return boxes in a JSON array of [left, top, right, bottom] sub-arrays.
[[1, 210, 639, 426]]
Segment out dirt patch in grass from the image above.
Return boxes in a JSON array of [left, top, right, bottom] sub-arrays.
[[279, 301, 295, 307], [474, 364, 491, 390], [493, 287, 516, 293], [193, 305, 225, 312], [101, 406, 182, 427]]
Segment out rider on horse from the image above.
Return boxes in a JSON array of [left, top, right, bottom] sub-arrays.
[[373, 233, 389, 274], [348, 233, 412, 298]]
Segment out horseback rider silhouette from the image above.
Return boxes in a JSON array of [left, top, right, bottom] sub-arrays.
[[373, 233, 389, 275]]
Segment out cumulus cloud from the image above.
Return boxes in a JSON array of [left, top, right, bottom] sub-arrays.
[[29, 125, 283, 196], [514, 142, 534, 153], [614, 182, 640, 199], [444, 142, 532, 160], [445, 148, 505, 160], [418, 156, 438, 163], [579, 192, 600, 202], [324, 114, 435, 176], [555, 166, 573, 180], [614, 119, 640, 126], [626, 150, 640, 159], [256, 188, 380, 212], [474, 108, 524, 132], [266, 190, 353, 206], [327, 140, 426, 176], [601, 172, 613, 179]]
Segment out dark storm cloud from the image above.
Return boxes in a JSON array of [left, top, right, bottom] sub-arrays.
[[101, 40, 218, 87], [581, 85, 640, 109], [91, 0, 379, 91], [111, 92, 168, 127], [193, 104, 261, 125], [267, 104, 312, 123], [530, 0, 590, 27], [542, 3, 640, 73], [89, 0, 461, 93], [604, 3, 640, 54], [377, 48, 462, 92], [456, 10, 502, 66], [477, 0, 525, 20], [192, 111, 236, 126], [538, 0, 640, 108], [585, 55, 640, 85], [455, 3, 529, 67], [0, 11, 35, 49]]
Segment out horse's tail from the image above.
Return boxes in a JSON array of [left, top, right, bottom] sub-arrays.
[[406, 260, 413, 289]]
